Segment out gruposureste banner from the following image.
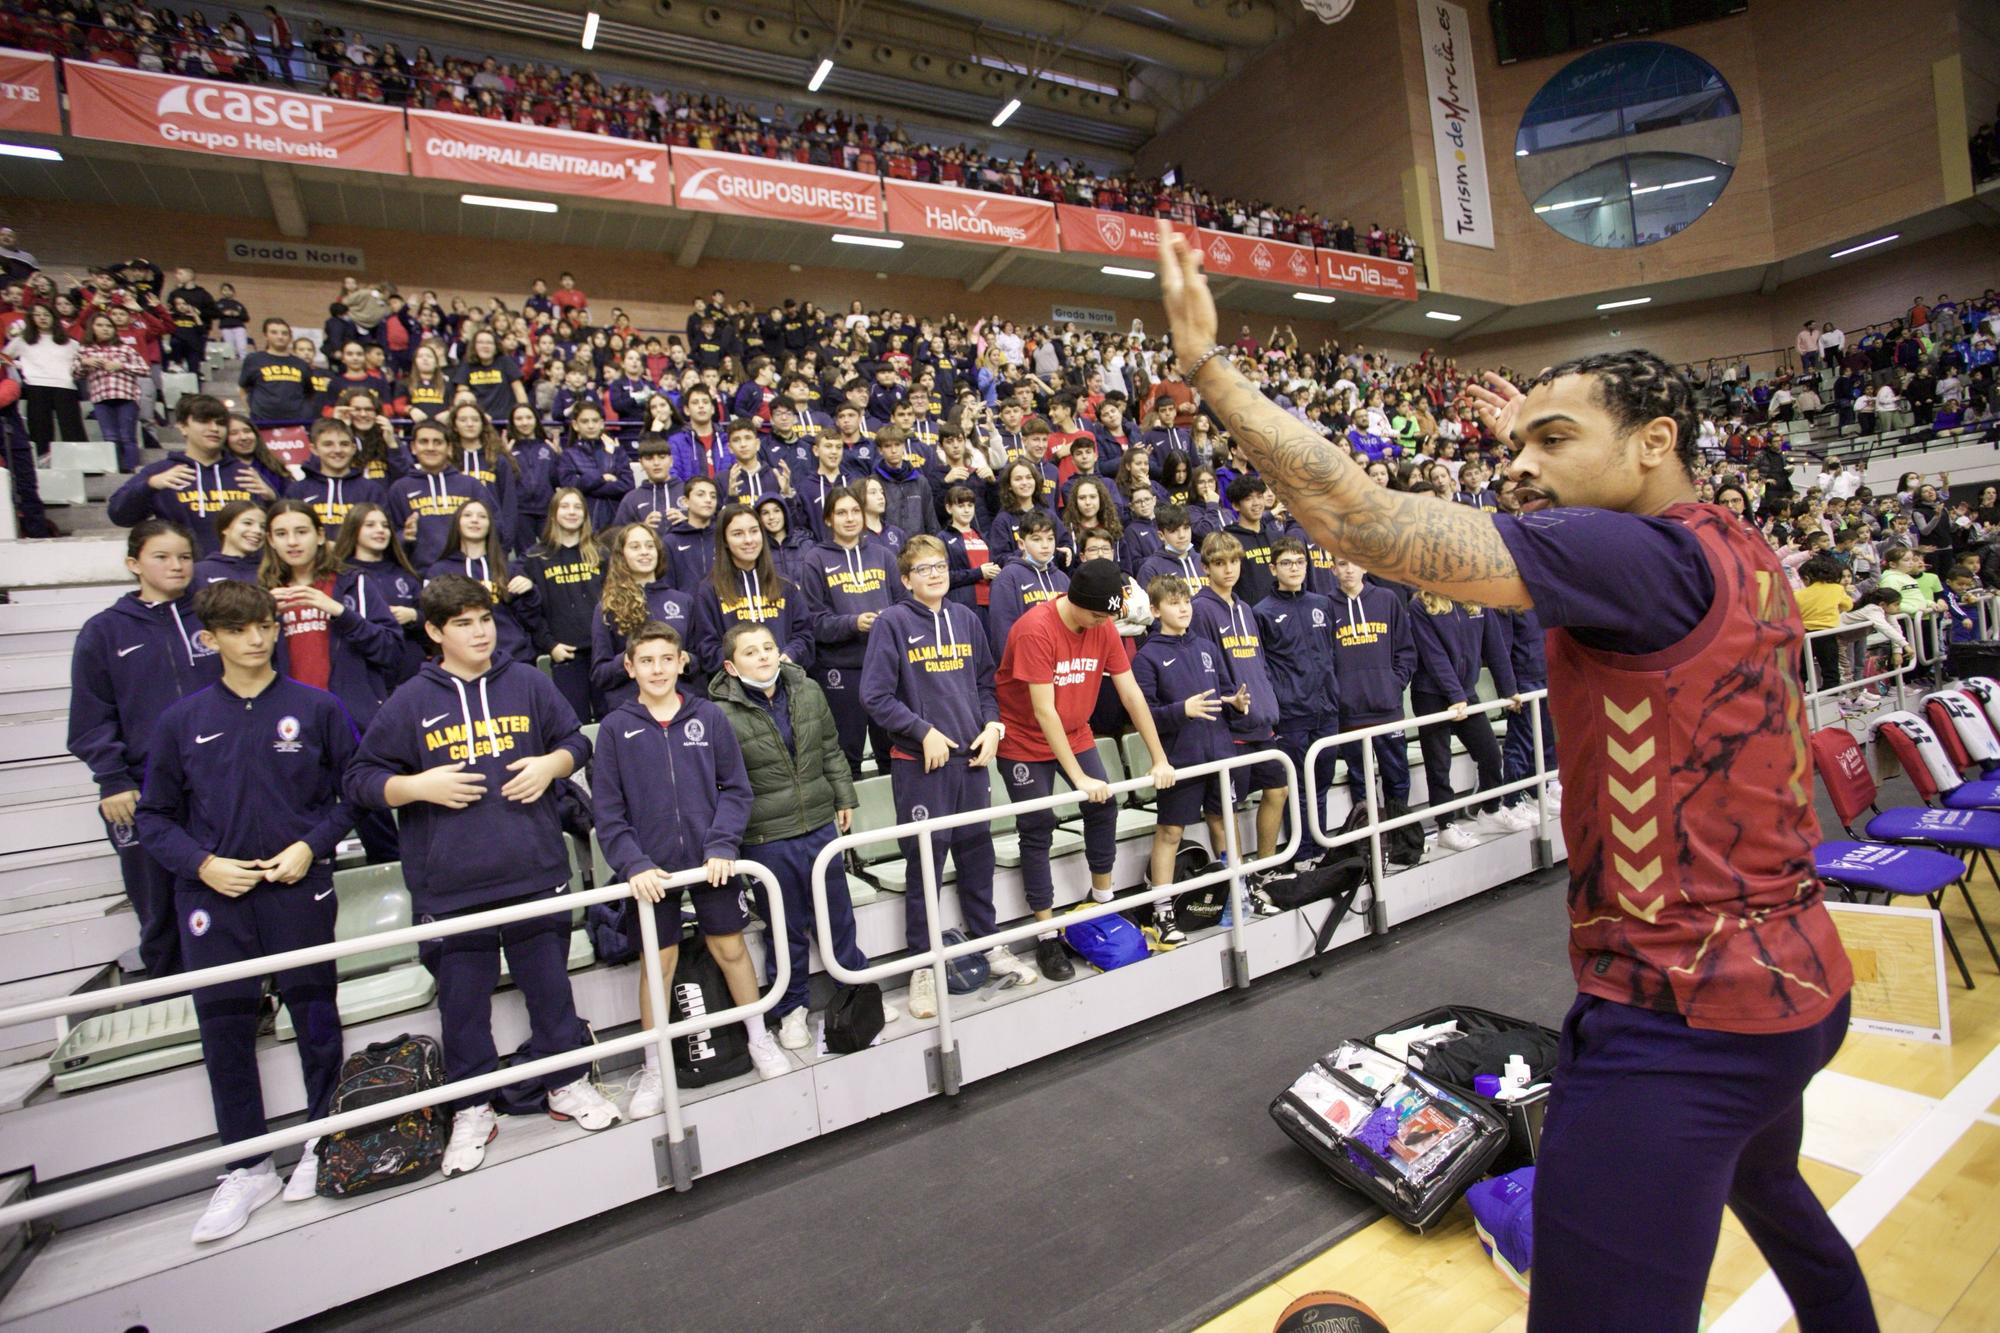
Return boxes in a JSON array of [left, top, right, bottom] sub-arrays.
[[1417, 0, 1494, 249], [408, 110, 671, 206], [0, 50, 60, 136], [884, 179, 1058, 251], [64, 62, 407, 173], [669, 147, 882, 229]]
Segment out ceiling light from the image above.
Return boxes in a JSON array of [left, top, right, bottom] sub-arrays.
[[992, 98, 1022, 128], [1424, 311, 1463, 322], [580, 10, 599, 50], [1533, 195, 1603, 214], [807, 58, 833, 93], [461, 193, 557, 213], [1293, 292, 1336, 304], [1515, 148, 1529, 157], [832, 233, 903, 249], [1596, 296, 1651, 310], [0, 143, 60, 162], [1829, 234, 1899, 259], [1101, 265, 1154, 279]]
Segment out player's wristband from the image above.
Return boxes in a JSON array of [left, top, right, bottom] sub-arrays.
[[1182, 345, 1226, 382]]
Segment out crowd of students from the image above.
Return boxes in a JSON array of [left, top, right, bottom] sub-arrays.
[[35, 232, 2000, 1255], [3, 0, 1419, 263]]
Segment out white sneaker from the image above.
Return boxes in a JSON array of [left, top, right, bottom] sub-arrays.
[[443, 1105, 498, 1177], [987, 946, 1039, 988], [778, 1007, 811, 1050], [626, 1064, 665, 1119], [548, 1076, 623, 1131], [1460, 809, 1517, 838], [282, 1139, 319, 1202], [1546, 777, 1564, 803], [1500, 804, 1540, 831], [907, 966, 938, 1019], [1436, 823, 1481, 852], [745, 1021, 790, 1079], [880, 997, 900, 1025], [191, 1159, 281, 1243]]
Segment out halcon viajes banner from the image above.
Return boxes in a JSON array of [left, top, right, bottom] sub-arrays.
[[1417, 1, 1494, 249], [884, 179, 1058, 251]]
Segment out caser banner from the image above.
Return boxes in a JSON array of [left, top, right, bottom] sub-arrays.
[[0, 50, 60, 136], [64, 62, 406, 173], [1054, 204, 1170, 261], [669, 147, 882, 230], [408, 109, 671, 206], [883, 179, 1058, 251], [1317, 251, 1419, 301], [1195, 229, 1317, 287]]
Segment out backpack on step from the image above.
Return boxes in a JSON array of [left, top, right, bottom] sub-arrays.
[[671, 932, 752, 1084], [1342, 797, 1426, 868], [316, 1034, 449, 1198]]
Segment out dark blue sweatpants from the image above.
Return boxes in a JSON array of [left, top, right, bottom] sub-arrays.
[[1528, 993, 1874, 1333], [420, 886, 592, 1111], [892, 757, 997, 950], [1000, 747, 1116, 912], [813, 655, 892, 777], [178, 876, 342, 1168], [1336, 712, 1410, 806], [1501, 693, 1558, 806], [107, 813, 181, 977], [747, 823, 868, 1017]]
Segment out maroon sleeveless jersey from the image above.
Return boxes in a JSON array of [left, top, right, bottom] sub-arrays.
[[1545, 502, 1852, 1033]]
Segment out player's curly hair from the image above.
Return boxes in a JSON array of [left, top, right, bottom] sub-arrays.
[[1531, 350, 1699, 473]]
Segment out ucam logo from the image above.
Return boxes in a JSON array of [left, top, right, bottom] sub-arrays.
[[1095, 213, 1127, 249], [156, 81, 331, 133]]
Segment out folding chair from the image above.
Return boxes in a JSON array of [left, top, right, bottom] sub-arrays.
[[1811, 725, 2000, 986]]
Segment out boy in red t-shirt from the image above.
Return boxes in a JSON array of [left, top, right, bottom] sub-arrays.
[[994, 560, 1175, 980]]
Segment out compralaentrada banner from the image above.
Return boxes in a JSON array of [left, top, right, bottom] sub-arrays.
[[40, 53, 1417, 297]]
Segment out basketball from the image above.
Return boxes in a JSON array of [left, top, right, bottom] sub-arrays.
[[1272, 1289, 1391, 1333]]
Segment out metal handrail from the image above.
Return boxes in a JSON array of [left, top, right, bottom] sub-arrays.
[[0, 862, 791, 1225], [1302, 690, 1556, 933], [808, 747, 1301, 1091]]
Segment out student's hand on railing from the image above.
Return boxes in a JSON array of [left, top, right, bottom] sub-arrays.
[[501, 752, 566, 803], [1078, 775, 1114, 804], [1449, 700, 1469, 720], [967, 722, 1002, 767], [199, 854, 266, 898], [1148, 759, 1177, 791], [704, 856, 736, 887], [98, 790, 138, 829], [407, 761, 487, 809], [261, 841, 315, 884], [629, 868, 669, 903]]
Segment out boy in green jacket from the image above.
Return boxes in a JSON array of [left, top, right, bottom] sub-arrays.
[[710, 621, 896, 1050]]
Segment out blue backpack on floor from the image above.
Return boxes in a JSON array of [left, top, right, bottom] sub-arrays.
[[1062, 907, 1149, 972]]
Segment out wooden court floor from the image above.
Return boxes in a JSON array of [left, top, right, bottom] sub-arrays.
[[1199, 878, 2000, 1333]]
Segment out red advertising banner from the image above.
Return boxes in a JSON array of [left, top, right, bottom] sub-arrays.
[[669, 147, 881, 230], [65, 63, 406, 174], [1054, 204, 1170, 261], [407, 109, 670, 206], [0, 50, 59, 136], [1195, 229, 1317, 288], [1316, 250, 1419, 301], [883, 179, 1058, 251]]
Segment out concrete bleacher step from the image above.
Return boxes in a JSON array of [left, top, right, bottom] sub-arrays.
[[0, 600, 94, 654], [0, 966, 109, 1064], [0, 653, 71, 715], [46, 440, 117, 477], [31, 471, 86, 508], [0, 896, 135, 987], [0, 710, 72, 763], [0, 791, 109, 859], [0, 844, 122, 912], [7, 583, 125, 607], [0, 755, 92, 799]]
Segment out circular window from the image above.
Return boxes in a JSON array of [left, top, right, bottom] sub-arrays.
[[1514, 42, 1740, 249]]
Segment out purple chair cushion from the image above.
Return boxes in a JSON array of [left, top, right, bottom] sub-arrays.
[[1815, 840, 1963, 896]]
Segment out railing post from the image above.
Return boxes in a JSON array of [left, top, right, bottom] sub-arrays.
[[1361, 739, 1387, 936], [1531, 699, 1554, 870], [1218, 764, 1250, 989], [918, 828, 962, 1096], [633, 889, 698, 1192]]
